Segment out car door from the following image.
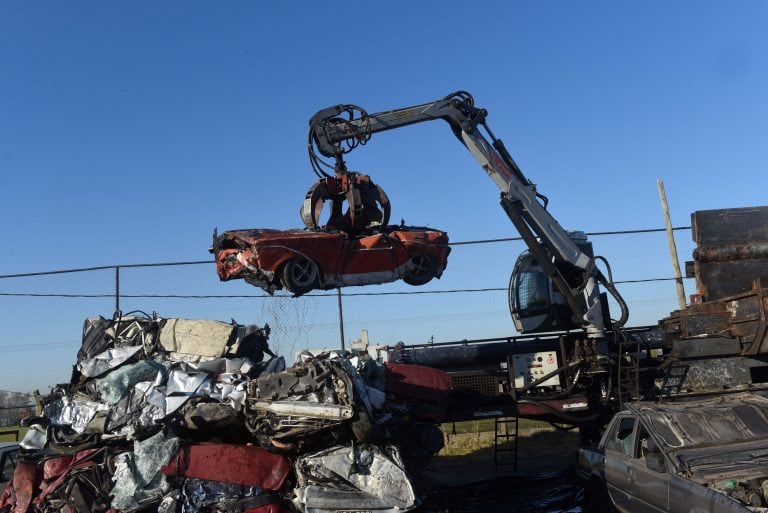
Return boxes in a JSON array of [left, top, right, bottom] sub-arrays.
[[602, 415, 637, 512], [341, 233, 406, 285], [626, 423, 671, 513]]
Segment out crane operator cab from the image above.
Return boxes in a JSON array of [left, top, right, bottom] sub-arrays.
[[509, 231, 610, 334]]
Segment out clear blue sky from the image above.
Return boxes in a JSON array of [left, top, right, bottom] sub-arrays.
[[2, 1, 768, 391]]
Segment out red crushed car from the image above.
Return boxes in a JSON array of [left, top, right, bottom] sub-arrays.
[[210, 226, 450, 296]]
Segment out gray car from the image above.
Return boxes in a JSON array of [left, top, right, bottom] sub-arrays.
[[0, 442, 20, 488], [577, 392, 768, 512]]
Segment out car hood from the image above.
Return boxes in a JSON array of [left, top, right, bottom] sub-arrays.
[[674, 443, 768, 482]]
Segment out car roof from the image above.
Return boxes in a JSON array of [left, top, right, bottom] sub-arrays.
[[626, 392, 768, 450], [0, 442, 19, 450]]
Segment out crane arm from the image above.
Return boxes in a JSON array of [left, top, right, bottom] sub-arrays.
[[308, 91, 629, 336]]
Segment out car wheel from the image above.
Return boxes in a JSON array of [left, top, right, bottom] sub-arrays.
[[403, 255, 438, 286], [281, 257, 319, 294], [584, 479, 616, 513]]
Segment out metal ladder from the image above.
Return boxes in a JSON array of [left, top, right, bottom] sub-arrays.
[[494, 352, 520, 470], [493, 416, 519, 470], [618, 337, 641, 405]]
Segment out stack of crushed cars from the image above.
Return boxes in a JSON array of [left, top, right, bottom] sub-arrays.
[[0, 313, 450, 513]]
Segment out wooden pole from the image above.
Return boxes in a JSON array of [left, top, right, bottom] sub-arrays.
[[115, 266, 121, 314], [657, 180, 686, 309]]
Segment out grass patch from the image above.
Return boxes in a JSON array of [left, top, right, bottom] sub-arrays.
[[438, 420, 580, 457], [0, 427, 26, 442]]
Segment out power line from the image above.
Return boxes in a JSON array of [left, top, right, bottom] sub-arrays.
[[447, 226, 691, 245], [0, 276, 692, 300], [0, 260, 213, 279], [0, 226, 692, 279]]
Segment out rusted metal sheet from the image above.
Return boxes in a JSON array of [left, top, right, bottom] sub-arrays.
[[690, 206, 768, 301], [695, 260, 768, 300], [662, 284, 768, 357], [695, 242, 768, 263], [692, 206, 768, 246], [671, 337, 741, 359]]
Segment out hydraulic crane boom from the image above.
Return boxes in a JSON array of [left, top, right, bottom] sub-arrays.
[[308, 91, 628, 338]]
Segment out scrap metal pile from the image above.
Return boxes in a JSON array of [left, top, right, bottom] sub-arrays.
[[1, 313, 450, 513]]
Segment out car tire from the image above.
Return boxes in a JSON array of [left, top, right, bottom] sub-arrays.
[[281, 257, 319, 295], [403, 255, 438, 286], [584, 479, 616, 513]]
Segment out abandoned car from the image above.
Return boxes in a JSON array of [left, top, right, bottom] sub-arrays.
[[210, 226, 450, 295], [578, 392, 768, 512]]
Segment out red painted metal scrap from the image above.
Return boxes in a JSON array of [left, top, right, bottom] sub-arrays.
[[34, 449, 101, 506], [160, 444, 291, 490], [0, 460, 40, 513], [242, 505, 293, 513], [384, 363, 452, 421]]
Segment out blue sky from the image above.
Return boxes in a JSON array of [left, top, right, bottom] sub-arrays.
[[1, 1, 768, 391]]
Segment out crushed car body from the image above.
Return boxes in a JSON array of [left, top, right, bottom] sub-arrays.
[[210, 225, 450, 296], [1, 313, 450, 513], [578, 392, 768, 512]]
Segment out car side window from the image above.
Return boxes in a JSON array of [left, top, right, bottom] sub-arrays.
[[636, 424, 654, 459], [604, 416, 637, 457]]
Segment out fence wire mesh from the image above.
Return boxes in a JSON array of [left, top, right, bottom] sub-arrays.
[[0, 228, 697, 394]]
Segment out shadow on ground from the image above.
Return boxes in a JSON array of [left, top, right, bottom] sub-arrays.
[[417, 428, 586, 512]]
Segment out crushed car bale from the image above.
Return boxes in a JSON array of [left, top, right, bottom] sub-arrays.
[[1, 313, 449, 513]]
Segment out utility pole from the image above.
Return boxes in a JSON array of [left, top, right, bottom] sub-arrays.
[[657, 180, 687, 309], [115, 266, 121, 314], [337, 288, 345, 350]]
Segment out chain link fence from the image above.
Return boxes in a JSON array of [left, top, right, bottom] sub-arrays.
[[0, 228, 697, 394]]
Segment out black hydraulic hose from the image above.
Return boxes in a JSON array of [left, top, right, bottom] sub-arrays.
[[524, 367, 583, 402], [516, 373, 613, 425], [519, 360, 583, 394], [549, 422, 578, 431], [602, 277, 630, 329], [586, 255, 629, 329]]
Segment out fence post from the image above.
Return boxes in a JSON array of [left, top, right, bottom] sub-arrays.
[[337, 288, 345, 351]]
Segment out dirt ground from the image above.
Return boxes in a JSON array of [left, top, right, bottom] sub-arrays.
[[422, 426, 580, 486]]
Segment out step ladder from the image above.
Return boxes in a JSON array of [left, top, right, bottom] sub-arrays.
[[493, 416, 519, 470]]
